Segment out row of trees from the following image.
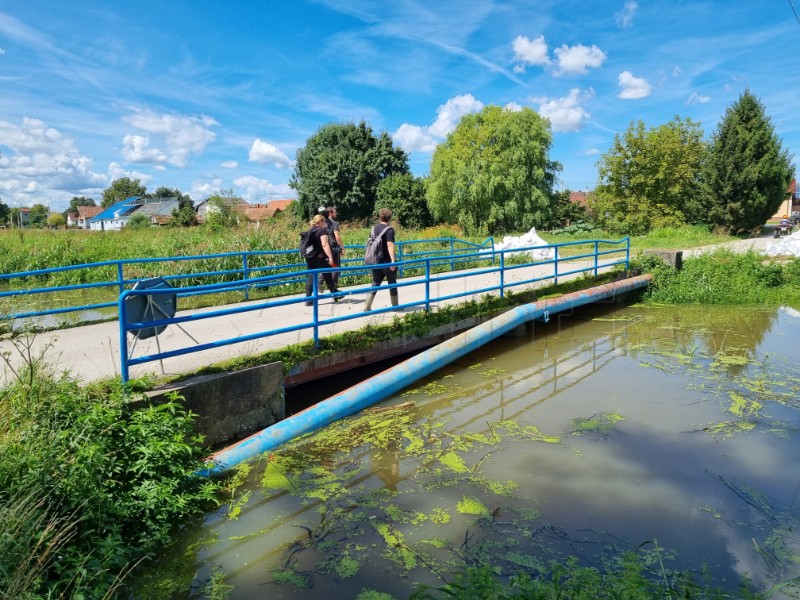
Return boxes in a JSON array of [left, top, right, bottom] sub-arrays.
[[290, 89, 793, 236], [2, 90, 790, 236], [593, 90, 793, 235], [290, 108, 572, 235]]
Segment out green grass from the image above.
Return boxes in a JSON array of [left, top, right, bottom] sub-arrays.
[[636, 249, 800, 305], [0, 342, 222, 599]]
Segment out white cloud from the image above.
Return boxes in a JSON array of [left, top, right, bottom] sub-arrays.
[[585, 148, 601, 155], [615, 1, 638, 29], [687, 91, 711, 104], [121, 107, 218, 168], [512, 35, 550, 72], [617, 71, 652, 99], [554, 43, 607, 75], [0, 47, 5, 55], [191, 178, 224, 201], [0, 117, 106, 208], [393, 93, 484, 154], [532, 88, 593, 132], [221, 160, 238, 168], [233, 175, 293, 202], [121, 134, 169, 165], [107, 161, 151, 185], [248, 139, 293, 168], [672, 65, 682, 77]]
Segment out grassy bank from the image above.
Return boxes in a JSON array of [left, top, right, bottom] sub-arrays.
[[0, 221, 734, 281], [638, 249, 800, 305], [0, 347, 222, 599]]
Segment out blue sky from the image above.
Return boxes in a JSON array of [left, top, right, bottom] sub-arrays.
[[1, 1, 799, 213]]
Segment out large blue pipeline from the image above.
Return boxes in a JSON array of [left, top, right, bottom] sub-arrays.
[[201, 274, 651, 476]]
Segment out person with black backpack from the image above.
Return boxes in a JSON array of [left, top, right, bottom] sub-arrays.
[[303, 214, 339, 306], [363, 207, 397, 311]]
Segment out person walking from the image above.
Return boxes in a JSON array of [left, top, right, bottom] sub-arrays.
[[305, 214, 338, 306], [364, 207, 397, 311], [318, 205, 344, 287]]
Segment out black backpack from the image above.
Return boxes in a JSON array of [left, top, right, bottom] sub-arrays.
[[299, 227, 317, 259]]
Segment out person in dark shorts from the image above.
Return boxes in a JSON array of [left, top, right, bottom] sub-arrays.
[[364, 207, 397, 311]]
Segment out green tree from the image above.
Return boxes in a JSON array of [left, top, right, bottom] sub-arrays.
[[375, 173, 433, 228], [204, 190, 241, 231], [290, 121, 409, 220], [0, 199, 9, 225], [125, 212, 152, 229], [68, 196, 96, 214], [29, 203, 49, 227], [9, 207, 21, 228], [170, 205, 197, 227], [704, 89, 795, 234], [102, 177, 147, 208], [591, 117, 707, 236], [47, 213, 66, 228], [151, 186, 194, 210], [427, 105, 558, 236], [550, 189, 590, 229]]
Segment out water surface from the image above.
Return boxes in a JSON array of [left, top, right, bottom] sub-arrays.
[[150, 304, 800, 599]]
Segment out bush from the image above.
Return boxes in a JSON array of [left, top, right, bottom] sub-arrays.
[[0, 348, 220, 598]]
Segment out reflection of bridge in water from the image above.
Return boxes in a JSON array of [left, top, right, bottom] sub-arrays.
[[192, 308, 638, 584]]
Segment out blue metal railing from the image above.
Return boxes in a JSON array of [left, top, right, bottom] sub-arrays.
[[0, 237, 494, 325], [118, 238, 630, 382]]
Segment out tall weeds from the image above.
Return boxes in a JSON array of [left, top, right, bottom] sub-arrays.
[[0, 338, 221, 598]]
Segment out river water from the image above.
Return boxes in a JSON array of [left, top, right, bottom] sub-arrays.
[[148, 303, 800, 599]]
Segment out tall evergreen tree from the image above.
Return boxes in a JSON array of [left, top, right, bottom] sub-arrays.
[[704, 89, 794, 234]]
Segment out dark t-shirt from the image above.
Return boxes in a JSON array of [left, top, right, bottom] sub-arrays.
[[325, 217, 340, 250], [374, 223, 395, 264], [308, 226, 328, 259]]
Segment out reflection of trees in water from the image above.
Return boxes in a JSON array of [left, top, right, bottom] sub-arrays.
[[630, 306, 777, 373]]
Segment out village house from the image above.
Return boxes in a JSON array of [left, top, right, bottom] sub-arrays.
[[67, 205, 102, 229]]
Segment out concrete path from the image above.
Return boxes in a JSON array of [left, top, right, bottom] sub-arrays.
[[0, 233, 777, 386], [1, 260, 580, 385]]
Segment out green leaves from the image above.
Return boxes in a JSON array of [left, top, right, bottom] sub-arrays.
[[428, 105, 556, 236], [704, 89, 794, 234], [290, 121, 410, 220]]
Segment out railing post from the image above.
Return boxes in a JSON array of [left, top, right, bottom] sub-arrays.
[[117, 262, 125, 295], [625, 237, 630, 270], [594, 241, 599, 277], [397, 243, 403, 278], [425, 259, 431, 312], [450, 239, 455, 271], [119, 291, 129, 383], [312, 273, 319, 346], [243, 253, 250, 301], [499, 250, 505, 298], [554, 245, 559, 285]]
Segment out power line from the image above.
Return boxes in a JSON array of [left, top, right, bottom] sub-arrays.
[[789, 0, 800, 25]]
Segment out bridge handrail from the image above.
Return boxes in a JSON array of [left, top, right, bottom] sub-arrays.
[[118, 237, 630, 381], [0, 237, 494, 323]]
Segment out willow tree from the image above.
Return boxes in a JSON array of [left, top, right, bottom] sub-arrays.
[[704, 89, 794, 234], [426, 105, 558, 236]]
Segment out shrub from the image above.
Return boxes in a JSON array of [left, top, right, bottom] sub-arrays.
[[0, 346, 220, 598]]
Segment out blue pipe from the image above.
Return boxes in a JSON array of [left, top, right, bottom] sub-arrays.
[[201, 274, 651, 476]]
